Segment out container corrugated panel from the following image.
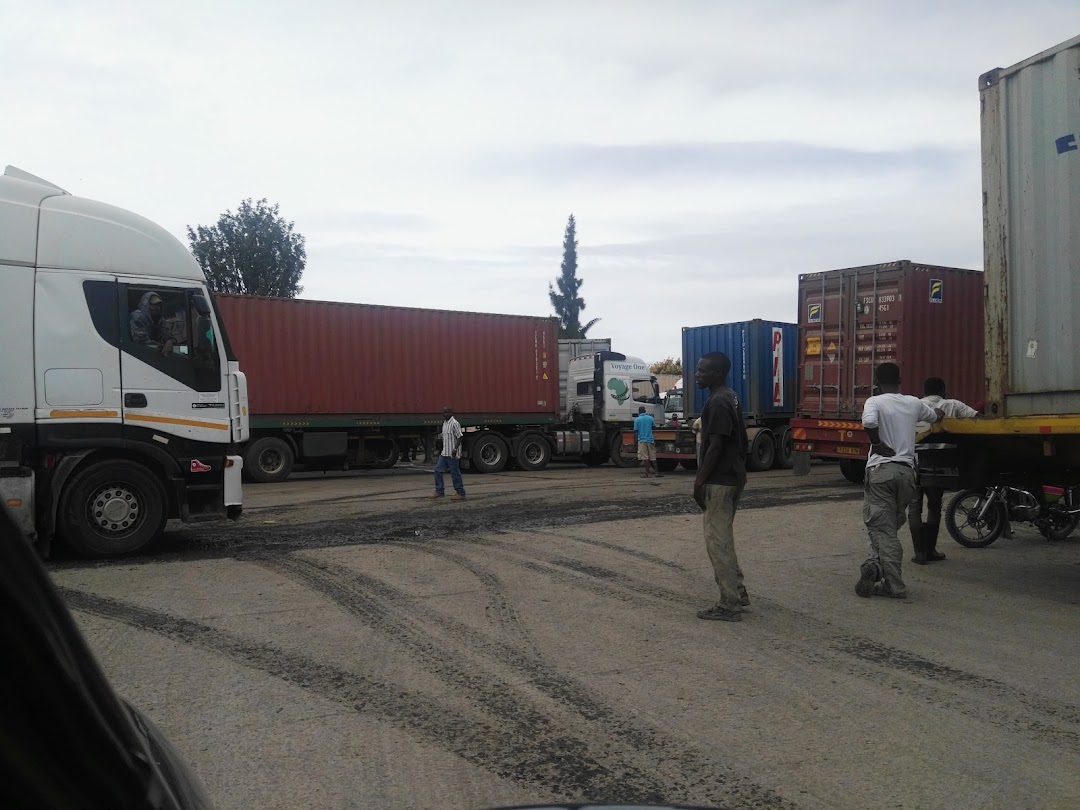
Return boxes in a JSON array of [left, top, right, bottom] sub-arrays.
[[558, 338, 611, 416], [981, 35, 1080, 416], [681, 320, 797, 419], [796, 261, 984, 418], [214, 294, 560, 418]]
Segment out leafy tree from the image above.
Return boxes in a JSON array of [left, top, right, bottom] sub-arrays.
[[650, 357, 682, 375], [549, 214, 600, 338], [187, 199, 306, 296]]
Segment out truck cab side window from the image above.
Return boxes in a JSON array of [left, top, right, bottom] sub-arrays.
[[121, 286, 221, 392], [576, 382, 592, 396], [632, 379, 657, 404]]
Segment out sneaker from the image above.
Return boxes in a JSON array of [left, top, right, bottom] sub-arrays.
[[450, 494, 466, 501], [696, 604, 742, 622], [855, 561, 879, 598], [871, 581, 907, 599], [428, 493, 444, 499], [739, 591, 750, 607]]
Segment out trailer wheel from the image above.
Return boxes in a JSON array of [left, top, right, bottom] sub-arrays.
[[245, 437, 295, 483], [680, 459, 698, 471], [657, 459, 679, 473], [470, 433, 509, 474], [609, 431, 640, 468], [515, 433, 551, 471], [365, 439, 400, 469], [59, 459, 167, 557], [774, 428, 794, 469], [747, 430, 776, 472], [839, 459, 865, 485]]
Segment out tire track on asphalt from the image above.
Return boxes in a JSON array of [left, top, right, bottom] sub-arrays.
[[394, 542, 535, 650], [259, 553, 798, 810], [435, 535, 1080, 753], [48, 486, 862, 567], [59, 586, 738, 806]]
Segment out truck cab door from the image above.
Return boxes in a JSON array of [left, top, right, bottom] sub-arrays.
[[34, 271, 124, 436], [117, 280, 230, 447]]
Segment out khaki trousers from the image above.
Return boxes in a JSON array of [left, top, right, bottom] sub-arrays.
[[704, 484, 746, 611]]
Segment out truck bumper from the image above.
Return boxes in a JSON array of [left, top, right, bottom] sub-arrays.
[[791, 419, 869, 461]]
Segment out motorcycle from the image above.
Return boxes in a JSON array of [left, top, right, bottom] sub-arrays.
[[945, 483, 1080, 548]]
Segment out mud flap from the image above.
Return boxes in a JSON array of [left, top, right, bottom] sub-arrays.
[[793, 450, 811, 476]]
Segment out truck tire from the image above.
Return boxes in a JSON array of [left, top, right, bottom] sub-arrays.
[[774, 428, 794, 469], [365, 439, 400, 469], [680, 459, 698, 471], [747, 430, 776, 472], [59, 459, 167, 557], [515, 433, 551, 471], [657, 459, 679, 473], [245, 437, 295, 483], [839, 459, 866, 485], [609, 431, 640, 468], [470, 433, 509, 474], [581, 452, 607, 467]]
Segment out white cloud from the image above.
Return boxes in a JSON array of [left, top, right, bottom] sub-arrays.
[[2, 0, 1076, 363]]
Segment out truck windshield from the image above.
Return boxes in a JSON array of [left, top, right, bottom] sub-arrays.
[[665, 394, 683, 413], [632, 379, 659, 404]]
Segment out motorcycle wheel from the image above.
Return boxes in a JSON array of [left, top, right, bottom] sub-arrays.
[[945, 489, 1007, 548], [1039, 510, 1080, 541]]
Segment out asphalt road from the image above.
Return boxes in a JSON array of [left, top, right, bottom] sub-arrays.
[[51, 462, 1080, 809]]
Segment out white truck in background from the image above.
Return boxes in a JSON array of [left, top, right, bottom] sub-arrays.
[[0, 167, 249, 557]]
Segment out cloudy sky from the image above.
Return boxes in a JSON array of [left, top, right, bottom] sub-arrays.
[[4, 1, 1077, 362]]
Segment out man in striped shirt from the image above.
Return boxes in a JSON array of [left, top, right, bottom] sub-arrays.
[[431, 406, 467, 501]]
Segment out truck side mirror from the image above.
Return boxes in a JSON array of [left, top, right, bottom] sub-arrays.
[[192, 295, 211, 317]]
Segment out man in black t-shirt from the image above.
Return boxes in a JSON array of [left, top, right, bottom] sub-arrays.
[[693, 351, 750, 622]]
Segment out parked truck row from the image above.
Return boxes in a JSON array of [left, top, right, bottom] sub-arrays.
[[4, 35, 1075, 558]]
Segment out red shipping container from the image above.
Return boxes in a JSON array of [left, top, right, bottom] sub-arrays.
[[796, 261, 984, 418], [213, 294, 560, 419]]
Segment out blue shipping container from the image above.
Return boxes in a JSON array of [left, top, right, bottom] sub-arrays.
[[682, 320, 798, 419]]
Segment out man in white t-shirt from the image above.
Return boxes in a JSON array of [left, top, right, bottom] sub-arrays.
[[430, 406, 466, 501], [855, 363, 945, 599], [909, 377, 979, 564]]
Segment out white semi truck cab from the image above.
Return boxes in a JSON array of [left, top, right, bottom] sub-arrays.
[[565, 353, 664, 424], [0, 167, 249, 556]]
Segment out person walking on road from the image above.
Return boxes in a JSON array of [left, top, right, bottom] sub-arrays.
[[908, 377, 979, 564], [634, 406, 661, 478], [431, 406, 467, 501], [856, 363, 944, 599], [693, 351, 750, 622]]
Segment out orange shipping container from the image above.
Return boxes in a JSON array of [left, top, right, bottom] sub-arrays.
[[213, 294, 561, 420]]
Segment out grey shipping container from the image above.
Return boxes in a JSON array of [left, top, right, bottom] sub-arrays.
[[558, 338, 612, 417], [981, 34, 1080, 417]]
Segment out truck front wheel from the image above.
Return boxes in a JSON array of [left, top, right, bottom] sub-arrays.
[[59, 459, 167, 557], [609, 431, 640, 468], [245, 437, 295, 483]]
